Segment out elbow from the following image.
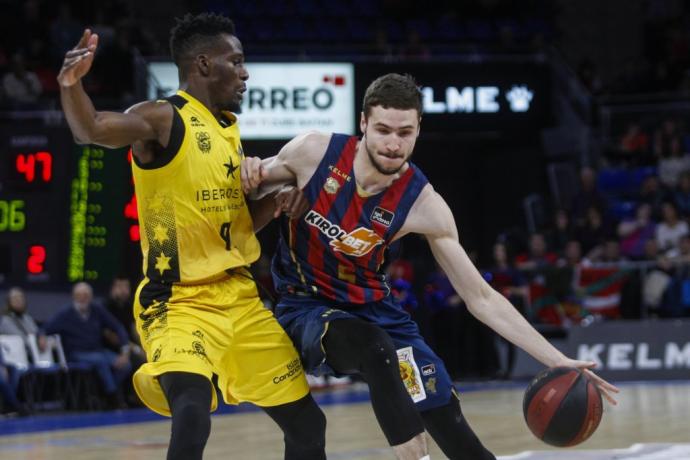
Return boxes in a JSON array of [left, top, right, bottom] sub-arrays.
[[466, 286, 498, 321]]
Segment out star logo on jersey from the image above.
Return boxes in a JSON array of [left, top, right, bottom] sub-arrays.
[[324, 177, 340, 194], [224, 155, 239, 178], [196, 131, 211, 153], [155, 251, 172, 275], [152, 224, 169, 245], [147, 194, 165, 212]]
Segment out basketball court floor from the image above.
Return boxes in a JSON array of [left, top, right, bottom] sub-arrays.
[[0, 381, 688, 459]]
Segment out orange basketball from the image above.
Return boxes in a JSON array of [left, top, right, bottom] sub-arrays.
[[523, 367, 603, 447]]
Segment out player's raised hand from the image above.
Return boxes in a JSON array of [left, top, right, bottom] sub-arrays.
[[274, 186, 308, 218], [57, 29, 99, 87], [241, 156, 266, 194]]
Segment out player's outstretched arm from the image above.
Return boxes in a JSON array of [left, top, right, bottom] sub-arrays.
[[406, 187, 620, 404], [241, 131, 330, 197], [248, 186, 309, 231], [58, 29, 164, 149]]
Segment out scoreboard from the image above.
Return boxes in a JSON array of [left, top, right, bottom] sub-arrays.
[[0, 123, 138, 289]]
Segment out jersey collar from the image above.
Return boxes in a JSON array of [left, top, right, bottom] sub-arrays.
[[176, 90, 239, 134]]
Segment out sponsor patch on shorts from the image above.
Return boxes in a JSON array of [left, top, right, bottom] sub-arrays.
[[421, 363, 436, 376], [397, 346, 426, 403]]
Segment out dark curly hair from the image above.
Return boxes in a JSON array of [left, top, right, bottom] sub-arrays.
[[362, 73, 422, 118], [169, 12, 236, 67]]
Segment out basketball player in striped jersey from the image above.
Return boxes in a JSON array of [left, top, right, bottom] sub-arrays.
[[58, 13, 326, 460], [242, 74, 619, 460]]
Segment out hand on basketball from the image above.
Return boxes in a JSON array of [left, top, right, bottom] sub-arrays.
[[57, 29, 99, 87], [241, 156, 266, 194], [556, 358, 620, 405], [274, 185, 308, 218]]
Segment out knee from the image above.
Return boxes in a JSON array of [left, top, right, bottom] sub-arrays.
[[171, 395, 211, 436], [356, 324, 398, 373]]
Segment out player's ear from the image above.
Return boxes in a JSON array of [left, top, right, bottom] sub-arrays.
[[196, 54, 211, 77], [359, 112, 367, 134]]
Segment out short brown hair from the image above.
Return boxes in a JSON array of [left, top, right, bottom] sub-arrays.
[[362, 73, 422, 118]]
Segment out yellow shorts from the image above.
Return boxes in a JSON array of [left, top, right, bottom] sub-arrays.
[[132, 270, 308, 417]]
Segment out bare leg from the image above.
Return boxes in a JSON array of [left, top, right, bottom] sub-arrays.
[[392, 432, 428, 460]]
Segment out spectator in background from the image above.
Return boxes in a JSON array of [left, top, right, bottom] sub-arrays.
[[386, 258, 418, 313], [49, 4, 82, 64], [599, 239, 626, 264], [560, 240, 584, 268], [487, 242, 528, 309], [44, 282, 132, 408], [656, 201, 689, 256], [104, 276, 136, 346], [639, 175, 671, 220], [424, 263, 462, 379], [486, 242, 528, 378], [654, 119, 689, 188], [0, 353, 24, 416], [1, 53, 42, 107], [515, 232, 558, 270], [674, 171, 690, 216], [577, 206, 614, 258], [105, 276, 145, 406], [570, 167, 607, 226], [93, 24, 136, 104], [0, 287, 46, 352], [619, 122, 652, 165], [618, 203, 657, 260], [547, 209, 574, 253]]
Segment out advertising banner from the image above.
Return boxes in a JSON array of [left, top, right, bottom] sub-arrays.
[[147, 62, 355, 139]]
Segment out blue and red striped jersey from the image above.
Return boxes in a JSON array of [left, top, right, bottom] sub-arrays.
[[271, 133, 429, 304]]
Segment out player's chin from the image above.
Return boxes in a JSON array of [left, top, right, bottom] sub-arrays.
[[225, 97, 243, 114]]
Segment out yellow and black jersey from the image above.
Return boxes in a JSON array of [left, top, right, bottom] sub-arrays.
[[132, 90, 260, 285]]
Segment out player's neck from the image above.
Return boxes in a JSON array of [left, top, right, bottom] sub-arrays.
[[353, 144, 402, 195], [179, 84, 221, 119]]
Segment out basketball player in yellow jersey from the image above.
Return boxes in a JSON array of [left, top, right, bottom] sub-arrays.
[[58, 13, 326, 460]]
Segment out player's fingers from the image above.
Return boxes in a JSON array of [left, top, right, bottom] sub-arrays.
[[599, 387, 618, 406], [572, 360, 597, 369], [583, 368, 620, 393], [274, 194, 288, 217], [251, 162, 263, 188], [62, 53, 89, 70], [291, 192, 308, 216], [87, 32, 99, 51], [240, 162, 249, 192], [65, 48, 91, 58], [75, 29, 89, 49], [583, 370, 619, 405]]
